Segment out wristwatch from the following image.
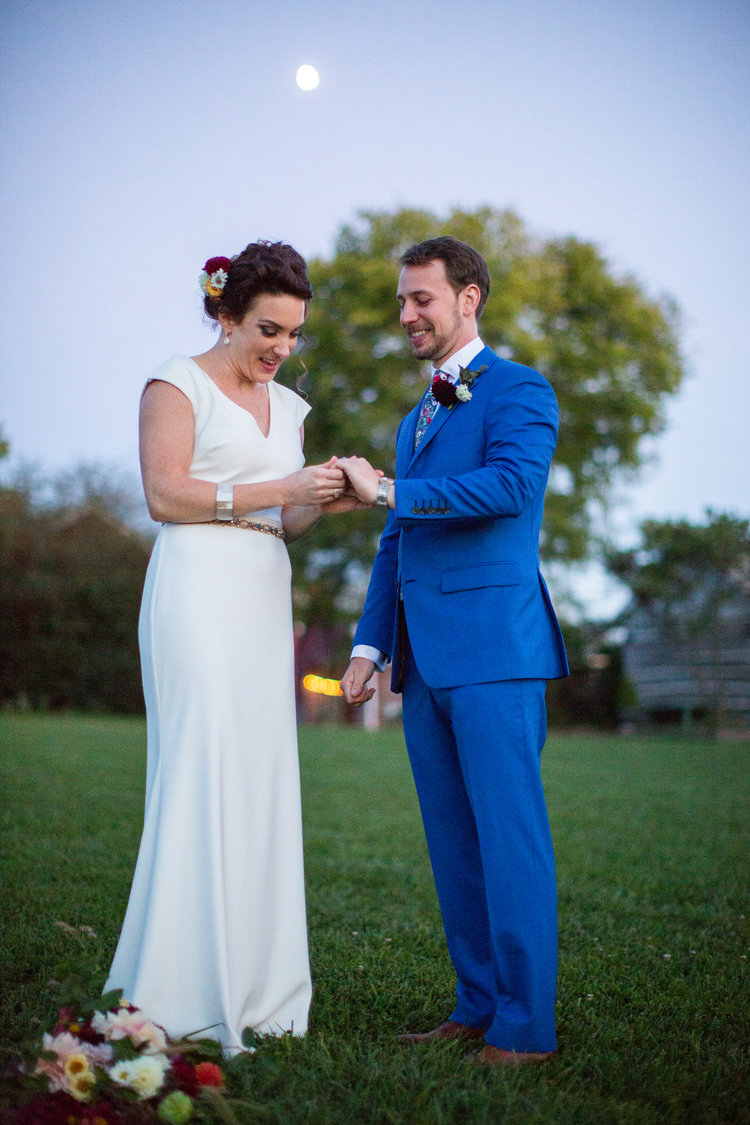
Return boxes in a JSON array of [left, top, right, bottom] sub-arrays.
[[376, 477, 394, 507]]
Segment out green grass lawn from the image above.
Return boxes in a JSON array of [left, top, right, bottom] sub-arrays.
[[1, 714, 748, 1123]]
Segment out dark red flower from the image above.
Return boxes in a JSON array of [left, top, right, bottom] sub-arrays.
[[203, 256, 232, 276], [78, 1102, 123, 1125], [14, 1093, 122, 1124], [431, 375, 458, 407], [14, 1093, 71, 1125], [52, 1008, 105, 1045], [194, 1061, 224, 1088], [169, 1056, 198, 1096], [108, 1000, 138, 1014]]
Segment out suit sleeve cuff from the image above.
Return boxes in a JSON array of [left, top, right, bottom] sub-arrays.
[[351, 644, 388, 672]]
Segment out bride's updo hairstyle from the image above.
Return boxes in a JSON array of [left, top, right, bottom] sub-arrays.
[[202, 240, 313, 325]]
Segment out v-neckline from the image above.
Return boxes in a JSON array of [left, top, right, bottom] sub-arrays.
[[188, 357, 272, 440]]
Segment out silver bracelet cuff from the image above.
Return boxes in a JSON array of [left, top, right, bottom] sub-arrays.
[[215, 483, 234, 521]]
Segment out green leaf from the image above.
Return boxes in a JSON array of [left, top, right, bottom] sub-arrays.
[[98, 988, 125, 1011], [111, 1037, 139, 1061]]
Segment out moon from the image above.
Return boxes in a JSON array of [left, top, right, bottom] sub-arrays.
[[295, 64, 320, 91]]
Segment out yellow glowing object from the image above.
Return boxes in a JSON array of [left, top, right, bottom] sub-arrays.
[[303, 674, 343, 697]]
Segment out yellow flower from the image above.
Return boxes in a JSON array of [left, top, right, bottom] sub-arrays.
[[64, 1055, 96, 1101], [64, 1053, 90, 1077]]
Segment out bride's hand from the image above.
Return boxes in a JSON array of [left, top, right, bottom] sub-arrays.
[[335, 457, 383, 506], [282, 457, 346, 507], [319, 491, 373, 514]]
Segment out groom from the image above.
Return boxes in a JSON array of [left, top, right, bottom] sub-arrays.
[[340, 236, 569, 1066]]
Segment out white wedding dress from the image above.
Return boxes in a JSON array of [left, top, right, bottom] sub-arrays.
[[106, 356, 312, 1053]]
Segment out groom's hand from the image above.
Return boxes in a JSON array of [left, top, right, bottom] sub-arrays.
[[340, 657, 376, 706]]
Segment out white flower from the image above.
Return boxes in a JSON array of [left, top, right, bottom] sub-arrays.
[[210, 268, 228, 290], [455, 384, 472, 403], [109, 1053, 170, 1099], [198, 270, 210, 292]]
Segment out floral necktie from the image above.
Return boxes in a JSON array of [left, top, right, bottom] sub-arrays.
[[414, 382, 440, 449]]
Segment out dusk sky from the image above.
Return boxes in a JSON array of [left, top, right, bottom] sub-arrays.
[[2, 0, 748, 611]]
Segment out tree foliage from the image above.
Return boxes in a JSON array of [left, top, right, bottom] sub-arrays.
[[607, 511, 750, 605], [279, 206, 684, 640], [607, 511, 750, 729], [0, 462, 151, 712]]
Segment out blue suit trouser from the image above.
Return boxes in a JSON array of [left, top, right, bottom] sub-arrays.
[[401, 643, 558, 1052]]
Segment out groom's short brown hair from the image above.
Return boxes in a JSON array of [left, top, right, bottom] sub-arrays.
[[400, 236, 490, 319]]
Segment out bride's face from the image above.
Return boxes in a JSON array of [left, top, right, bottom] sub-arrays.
[[224, 293, 306, 384]]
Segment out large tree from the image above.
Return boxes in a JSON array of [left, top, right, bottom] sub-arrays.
[[280, 206, 683, 649]]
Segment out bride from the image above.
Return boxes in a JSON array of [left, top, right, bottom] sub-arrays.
[[106, 240, 363, 1053]]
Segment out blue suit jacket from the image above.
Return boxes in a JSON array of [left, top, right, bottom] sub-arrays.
[[353, 346, 569, 691]]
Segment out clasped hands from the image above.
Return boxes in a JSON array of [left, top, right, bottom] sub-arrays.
[[318, 455, 385, 513]]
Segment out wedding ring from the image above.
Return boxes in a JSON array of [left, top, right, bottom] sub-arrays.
[[334, 488, 341, 499]]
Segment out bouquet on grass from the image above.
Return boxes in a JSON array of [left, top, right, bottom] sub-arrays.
[[8, 959, 245, 1124]]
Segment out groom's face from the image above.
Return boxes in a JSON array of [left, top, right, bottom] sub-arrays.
[[397, 259, 473, 367]]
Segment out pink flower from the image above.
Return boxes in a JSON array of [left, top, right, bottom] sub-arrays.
[[92, 1007, 168, 1053], [35, 1032, 112, 1094]]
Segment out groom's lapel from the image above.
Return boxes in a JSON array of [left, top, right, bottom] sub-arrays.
[[399, 347, 497, 475], [404, 346, 499, 470], [407, 397, 452, 469], [397, 400, 421, 476]]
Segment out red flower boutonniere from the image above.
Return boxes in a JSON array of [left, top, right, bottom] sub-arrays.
[[431, 364, 488, 409]]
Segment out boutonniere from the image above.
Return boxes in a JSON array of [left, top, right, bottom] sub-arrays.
[[431, 364, 488, 409]]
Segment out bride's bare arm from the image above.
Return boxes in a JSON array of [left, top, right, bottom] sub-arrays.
[[140, 381, 345, 523]]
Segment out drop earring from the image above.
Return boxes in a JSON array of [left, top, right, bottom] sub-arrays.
[[224, 335, 231, 346]]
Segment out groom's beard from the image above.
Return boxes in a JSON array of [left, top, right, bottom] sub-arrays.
[[405, 309, 463, 364]]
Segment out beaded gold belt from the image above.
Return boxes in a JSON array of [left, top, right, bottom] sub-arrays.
[[208, 518, 286, 541]]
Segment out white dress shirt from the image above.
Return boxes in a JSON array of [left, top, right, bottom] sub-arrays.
[[352, 337, 485, 671]]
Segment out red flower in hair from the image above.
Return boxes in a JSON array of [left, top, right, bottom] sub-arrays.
[[199, 256, 232, 299], [203, 256, 232, 275]]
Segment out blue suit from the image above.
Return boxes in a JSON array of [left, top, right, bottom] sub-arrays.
[[354, 345, 568, 1051]]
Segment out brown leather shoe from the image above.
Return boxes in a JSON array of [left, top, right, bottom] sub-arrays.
[[470, 1044, 554, 1067], [398, 1019, 487, 1044]]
